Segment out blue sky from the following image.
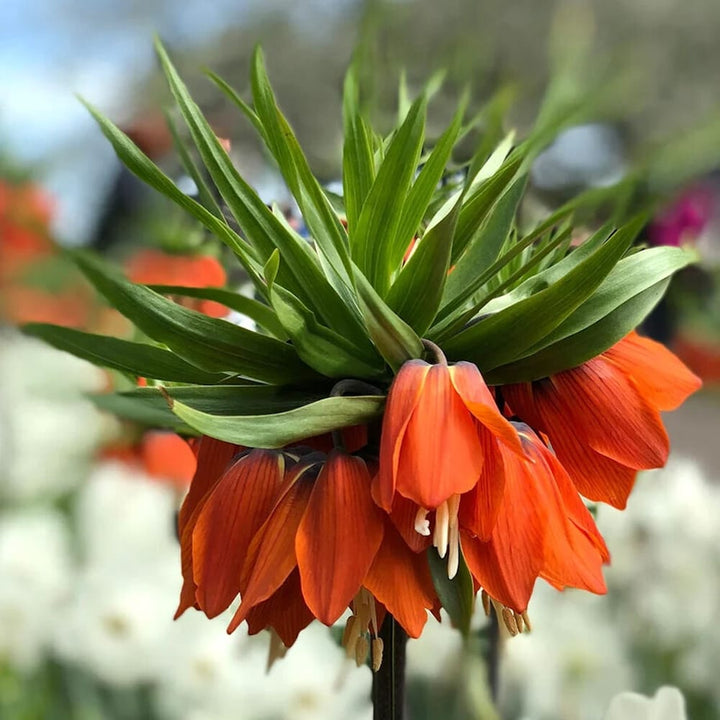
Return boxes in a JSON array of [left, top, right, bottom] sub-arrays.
[[0, 0, 354, 241]]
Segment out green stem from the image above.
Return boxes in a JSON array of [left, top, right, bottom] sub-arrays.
[[372, 614, 407, 720]]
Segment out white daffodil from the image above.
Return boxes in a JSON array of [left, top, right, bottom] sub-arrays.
[[603, 686, 687, 720]]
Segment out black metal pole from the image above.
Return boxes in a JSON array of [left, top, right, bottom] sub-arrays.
[[372, 614, 408, 720]]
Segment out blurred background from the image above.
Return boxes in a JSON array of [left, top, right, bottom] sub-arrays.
[[2, 0, 720, 718]]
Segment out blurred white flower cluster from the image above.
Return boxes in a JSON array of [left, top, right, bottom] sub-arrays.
[[0, 332, 371, 720], [497, 454, 720, 719]]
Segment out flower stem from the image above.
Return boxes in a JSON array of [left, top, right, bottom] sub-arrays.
[[486, 605, 500, 703], [372, 614, 407, 720], [421, 339, 448, 365]]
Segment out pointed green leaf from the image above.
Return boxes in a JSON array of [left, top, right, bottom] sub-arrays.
[[442, 216, 644, 371], [73, 251, 316, 384], [451, 155, 523, 265], [441, 174, 527, 319], [148, 284, 287, 339], [156, 41, 365, 342], [80, 98, 265, 290], [385, 193, 461, 335], [21, 323, 227, 384], [163, 109, 224, 219], [388, 97, 466, 270], [342, 65, 375, 234], [90, 392, 190, 430], [354, 269, 424, 372], [515, 245, 697, 355], [269, 283, 385, 378], [250, 47, 355, 289], [486, 280, 671, 384], [351, 94, 427, 293], [427, 550, 475, 637], [168, 394, 385, 448]]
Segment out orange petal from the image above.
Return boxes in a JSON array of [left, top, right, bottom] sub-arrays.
[[175, 437, 238, 618], [461, 444, 545, 613], [296, 451, 385, 625], [604, 332, 702, 411], [506, 377, 647, 509], [363, 523, 437, 638], [246, 569, 314, 648], [516, 430, 607, 596], [450, 362, 523, 455], [192, 450, 285, 618], [374, 360, 430, 511], [457, 429, 506, 541], [227, 462, 315, 633], [395, 363, 483, 508], [548, 359, 669, 469], [389, 494, 433, 553]]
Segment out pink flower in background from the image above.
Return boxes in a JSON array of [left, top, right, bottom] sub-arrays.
[[648, 184, 715, 247]]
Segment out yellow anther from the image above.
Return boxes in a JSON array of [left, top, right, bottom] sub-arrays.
[[355, 635, 370, 667], [371, 637, 384, 672]]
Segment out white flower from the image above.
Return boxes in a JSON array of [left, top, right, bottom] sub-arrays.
[[603, 686, 687, 720], [500, 584, 635, 720], [0, 508, 73, 670], [75, 460, 179, 568], [0, 332, 115, 502]]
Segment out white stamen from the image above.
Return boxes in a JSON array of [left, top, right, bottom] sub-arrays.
[[414, 507, 431, 536], [434, 501, 449, 557], [447, 519, 460, 579], [446, 494, 461, 579]]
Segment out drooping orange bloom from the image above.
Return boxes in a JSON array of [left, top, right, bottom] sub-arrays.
[[374, 359, 521, 513], [125, 249, 228, 317], [503, 332, 701, 509], [460, 423, 609, 616], [101, 431, 197, 488], [176, 440, 439, 650]]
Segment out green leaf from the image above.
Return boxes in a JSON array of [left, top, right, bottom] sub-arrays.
[[442, 216, 644, 371], [351, 94, 427, 293], [163, 109, 224, 219], [427, 550, 475, 637], [90, 392, 190, 430], [156, 41, 364, 340], [147, 284, 287, 339], [79, 98, 265, 291], [354, 269, 424, 372], [89, 383, 323, 430], [441, 174, 527, 319], [21, 323, 227, 384], [385, 193, 461, 335], [73, 251, 316, 384], [205, 70, 267, 141], [520, 246, 697, 354], [451, 155, 522, 264], [342, 64, 375, 234], [486, 280, 670, 384], [142, 384, 320, 414], [168, 394, 385, 448], [389, 96, 466, 271], [269, 283, 385, 378], [250, 47, 356, 290]]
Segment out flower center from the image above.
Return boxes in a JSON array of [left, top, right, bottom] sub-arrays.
[[431, 494, 461, 580]]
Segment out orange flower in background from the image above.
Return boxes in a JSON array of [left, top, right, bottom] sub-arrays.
[[460, 423, 609, 622], [504, 332, 701, 509], [125, 249, 228, 317]]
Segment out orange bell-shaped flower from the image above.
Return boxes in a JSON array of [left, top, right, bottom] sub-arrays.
[[504, 332, 701, 509], [374, 358, 520, 513]]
